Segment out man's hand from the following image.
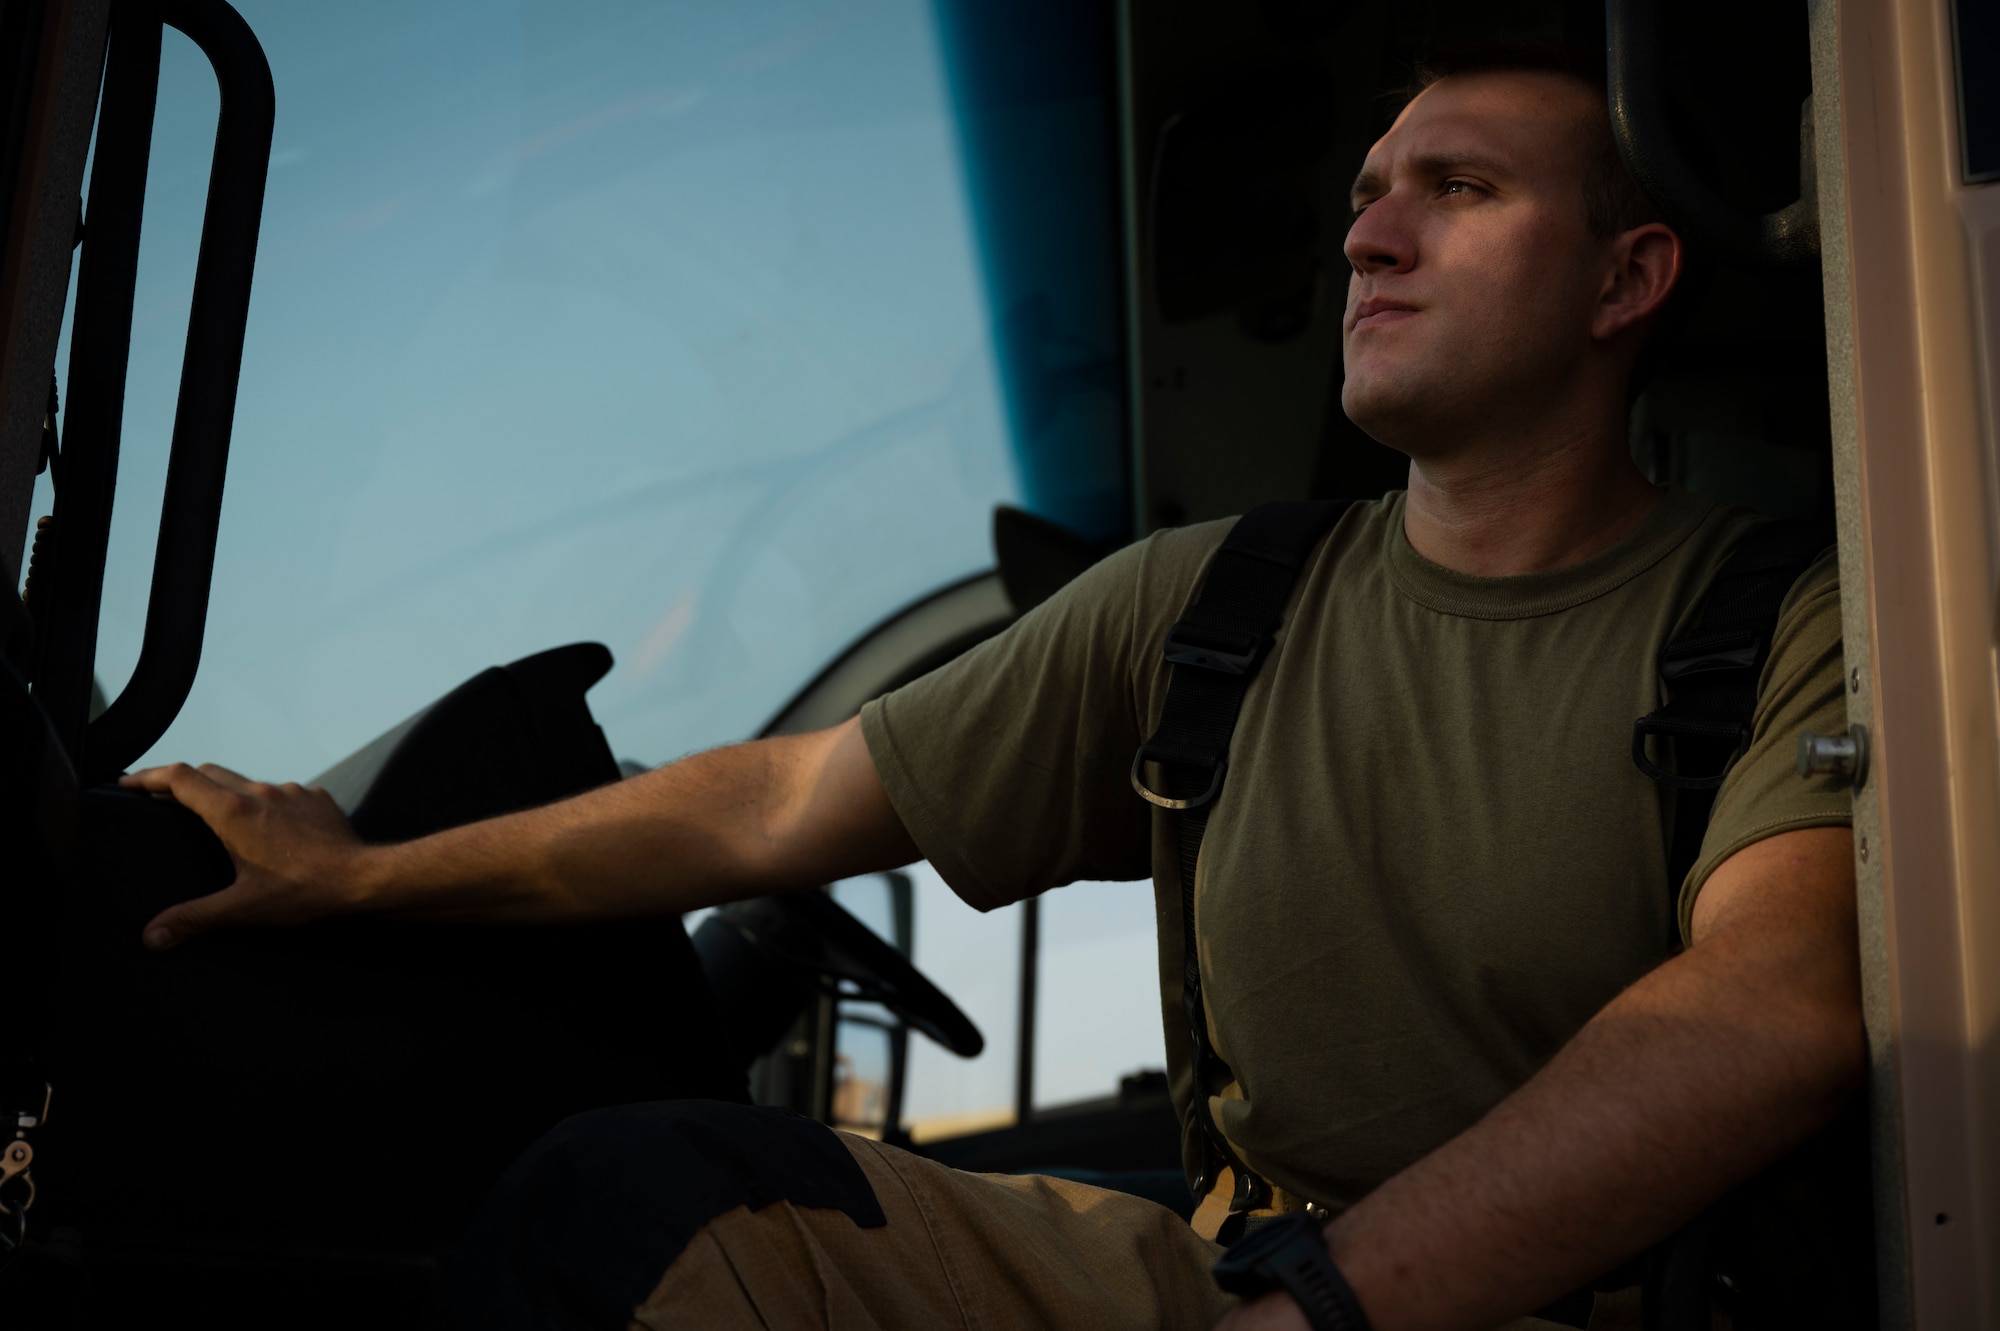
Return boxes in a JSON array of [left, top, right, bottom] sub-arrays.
[[121, 763, 371, 949]]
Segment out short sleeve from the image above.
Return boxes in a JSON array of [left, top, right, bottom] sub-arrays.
[[860, 535, 1186, 911], [1678, 548, 1851, 939]]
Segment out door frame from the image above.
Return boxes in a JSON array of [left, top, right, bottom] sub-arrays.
[[0, 0, 108, 585], [1814, 0, 2000, 1324]]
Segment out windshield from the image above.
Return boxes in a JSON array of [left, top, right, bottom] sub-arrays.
[[36, 0, 1160, 1131], [59, 0, 1018, 775]]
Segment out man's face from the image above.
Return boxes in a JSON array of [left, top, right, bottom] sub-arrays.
[[1340, 72, 1615, 452]]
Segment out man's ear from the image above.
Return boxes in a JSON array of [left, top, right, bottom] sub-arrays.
[[1593, 223, 1682, 343]]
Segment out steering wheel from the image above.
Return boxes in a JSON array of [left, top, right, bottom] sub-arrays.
[[692, 891, 983, 1068]]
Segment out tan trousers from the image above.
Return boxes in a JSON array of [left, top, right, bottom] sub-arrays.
[[628, 1132, 1639, 1331], [632, 1131, 1233, 1330]]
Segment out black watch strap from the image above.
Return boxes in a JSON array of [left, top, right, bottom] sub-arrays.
[[1211, 1212, 1373, 1331]]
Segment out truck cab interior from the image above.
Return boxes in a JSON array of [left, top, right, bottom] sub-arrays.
[[3, 0, 1997, 1327]]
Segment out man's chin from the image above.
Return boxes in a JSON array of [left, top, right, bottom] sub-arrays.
[[1340, 379, 1445, 456]]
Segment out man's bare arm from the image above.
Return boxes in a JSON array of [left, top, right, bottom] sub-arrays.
[[1217, 825, 1864, 1331], [121, 716, 918, 949]]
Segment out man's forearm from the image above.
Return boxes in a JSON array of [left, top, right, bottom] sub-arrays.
[[365, 723, 919, 922], [1254, 828, 1865, 1331], [1325, 938, 1861, 1328]]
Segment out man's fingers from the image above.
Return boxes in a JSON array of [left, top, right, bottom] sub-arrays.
[[122, 763, 362, 952], [194, 763, 256, 793], [163, 763, 250, 822], [119, 762, 255, 824], [143, 888, 232, 951], [121, 763, 254, 796], [119, 764, 183, 793]]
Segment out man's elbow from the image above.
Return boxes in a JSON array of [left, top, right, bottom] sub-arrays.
[[1690, 826, 1866, 1115], [1727, 936, 1868, 1140]]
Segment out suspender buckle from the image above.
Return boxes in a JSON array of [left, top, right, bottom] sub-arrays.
[[1630, 713, 1749, 790], [1230, 1165, 1273, 1213], [1162, 623, 1265, 676]]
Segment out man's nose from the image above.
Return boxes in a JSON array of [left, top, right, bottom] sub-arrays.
[[1343, 192, 1415, 275]]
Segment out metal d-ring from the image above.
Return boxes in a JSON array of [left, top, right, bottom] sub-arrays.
[[1130, 749, 1226, 810]]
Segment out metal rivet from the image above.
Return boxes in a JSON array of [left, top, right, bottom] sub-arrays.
[[1850, 667, 1861, 694], [1859, 837, 1869, 863]]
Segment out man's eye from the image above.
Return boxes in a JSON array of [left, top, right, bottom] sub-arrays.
[[1440, 179, 1481, 198]]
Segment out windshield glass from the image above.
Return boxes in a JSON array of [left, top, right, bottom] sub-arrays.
[[35, 0, 1158, 1126], [67, 0, 1016, 774]]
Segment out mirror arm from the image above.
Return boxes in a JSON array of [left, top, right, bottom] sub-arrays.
[[30, 5, 163, 767], [84, 0, 273, 782]]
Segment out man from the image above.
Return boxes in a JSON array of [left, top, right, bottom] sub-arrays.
[[125, 46, 1861, 1331]]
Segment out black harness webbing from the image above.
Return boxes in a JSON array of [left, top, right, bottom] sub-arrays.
[[1632, 518, 1832, 899], [1621, 518, 1835, 1331], [1131, 499, 1353, 1213]]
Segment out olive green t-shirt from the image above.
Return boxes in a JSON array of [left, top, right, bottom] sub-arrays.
[[860, 487, 1850, 1209]]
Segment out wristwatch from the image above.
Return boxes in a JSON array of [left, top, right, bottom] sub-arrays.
[[1211, 1211, 1373, 1331]]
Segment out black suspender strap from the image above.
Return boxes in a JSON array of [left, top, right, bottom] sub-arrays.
[[1631, 518, 1832, 897], [1132, 499, 1353, 1214], [1630, 518, 1834, 1330]]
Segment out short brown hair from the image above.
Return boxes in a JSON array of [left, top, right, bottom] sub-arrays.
[[1408, 42, 1659, 240]]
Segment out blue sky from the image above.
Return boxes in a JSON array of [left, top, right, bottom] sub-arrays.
[[58, 0, 1014, 778]]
